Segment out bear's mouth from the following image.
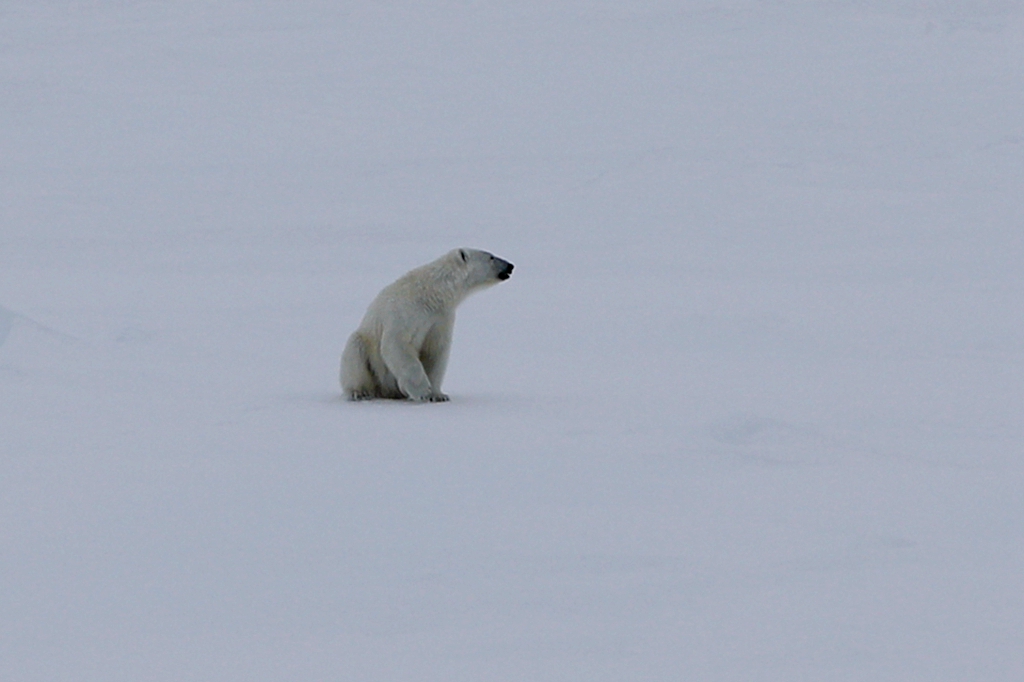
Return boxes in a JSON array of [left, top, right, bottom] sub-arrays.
[[498, 263, 514, 280]]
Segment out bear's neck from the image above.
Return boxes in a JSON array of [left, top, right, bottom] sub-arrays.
[[421, 273, 467, 312]]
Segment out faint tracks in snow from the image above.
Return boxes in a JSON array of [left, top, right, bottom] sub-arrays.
[[977, 134, 1023, 153], [0, 305, 14, 346], [0, 304, 81, 349], [706, 413, 857, 467]]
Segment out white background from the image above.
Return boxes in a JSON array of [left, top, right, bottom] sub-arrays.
[[2, 2, 1023, 680]]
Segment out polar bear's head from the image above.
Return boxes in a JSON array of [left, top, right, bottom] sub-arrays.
[[452, 248, 514, 289], [405, 248, 513, 309]]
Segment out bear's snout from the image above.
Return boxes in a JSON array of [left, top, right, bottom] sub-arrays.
[[497, 261, 514, 281]]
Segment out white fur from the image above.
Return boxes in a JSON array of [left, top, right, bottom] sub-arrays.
[[341, 248, 513, 402]]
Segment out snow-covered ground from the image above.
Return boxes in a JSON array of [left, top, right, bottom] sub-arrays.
[[3, 2, 1023, 680]]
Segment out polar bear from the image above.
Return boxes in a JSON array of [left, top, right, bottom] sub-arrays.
[[341, 248, 514, 402]]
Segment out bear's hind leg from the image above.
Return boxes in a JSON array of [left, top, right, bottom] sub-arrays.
[[340, 332, 377, 400]]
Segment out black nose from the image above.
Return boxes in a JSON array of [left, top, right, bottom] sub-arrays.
[[498, 262, 514, 280]]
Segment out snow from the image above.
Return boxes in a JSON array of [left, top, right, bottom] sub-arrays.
[[2, 1, 1023, 680]]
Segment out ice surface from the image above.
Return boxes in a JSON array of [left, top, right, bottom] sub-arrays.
[[2, 2, 1023, 680]]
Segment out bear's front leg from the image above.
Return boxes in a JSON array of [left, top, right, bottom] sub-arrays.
[[380, 329, 444, 402]]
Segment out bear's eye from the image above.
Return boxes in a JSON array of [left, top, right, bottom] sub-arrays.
[[459, 249, 467, 262]]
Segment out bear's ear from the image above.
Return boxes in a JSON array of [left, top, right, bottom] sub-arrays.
[[459, 249, 467, 262]]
